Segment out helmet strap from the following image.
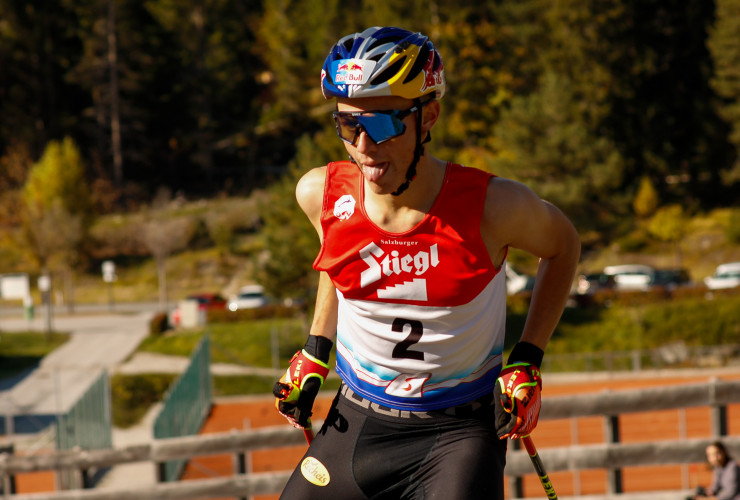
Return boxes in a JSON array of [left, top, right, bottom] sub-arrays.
[[391, 98, 426, 197]]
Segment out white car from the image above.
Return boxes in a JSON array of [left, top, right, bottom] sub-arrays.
[[603, 264, 655, 291], [505, 265, 535, 295], [704, 262, 740, 290], [227, 285, 269, 311]]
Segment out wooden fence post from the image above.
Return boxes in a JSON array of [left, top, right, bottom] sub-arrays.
[[157, 462, 167, 483], [0, 444, 16, 496], [604, 415, 623, 494], [508, 438, 524, 497]]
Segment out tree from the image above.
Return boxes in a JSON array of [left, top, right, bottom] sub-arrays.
[[21, 137, 93, 311], [633, 176, 659, 219], [648, 204, 686, 265], [491, 70, 625, 233], [707, 0, 740, 186], [140, 216, 194, 311], [255, 124, 346, 305]]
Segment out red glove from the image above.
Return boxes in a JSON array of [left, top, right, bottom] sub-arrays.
[[494, 342, 544, 439], [273, 336, 332, 429]]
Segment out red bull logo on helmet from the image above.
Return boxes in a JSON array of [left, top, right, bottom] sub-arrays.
[[420, 52, 445, 96], [332, 58, 376, 85]]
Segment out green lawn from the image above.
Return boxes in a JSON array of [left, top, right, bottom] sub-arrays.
[[0, 331, 69, 380]]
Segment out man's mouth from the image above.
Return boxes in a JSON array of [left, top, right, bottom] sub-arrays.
[[361, 162, 388, 182]]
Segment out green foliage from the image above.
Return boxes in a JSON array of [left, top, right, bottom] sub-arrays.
[[726, 208, 740, 244], [648, 204, 686, 243], [254, 131, 342, 303], [110, 373, 176, 428], [547, 293, 740, 354], [24, 137, 90, 216], [207, 304, 303, 323], [139, 318, 307, 366], [633, 176, 659, 218], [0, 332, 69, 378], [707, 0, 740, 184], [21, 137, 93, 270]]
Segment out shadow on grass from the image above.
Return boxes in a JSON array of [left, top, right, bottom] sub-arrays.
[[0, 356, 42, 390]]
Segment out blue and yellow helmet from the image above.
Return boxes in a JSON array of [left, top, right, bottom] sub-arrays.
[[321, 27, 446, 101]]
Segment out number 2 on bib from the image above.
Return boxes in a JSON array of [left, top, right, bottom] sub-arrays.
[[391, 318, 424, 361]]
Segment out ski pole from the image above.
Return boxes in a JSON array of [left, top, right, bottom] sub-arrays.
[[521, 435, 558, 499]]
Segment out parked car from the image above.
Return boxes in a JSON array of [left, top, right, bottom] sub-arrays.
[[505, 265, 535, 295], [650, 268, 691, 291], [172, 293, 227, 326], [603, 264, 655, 291], [704, 262, 740, 290], [186, 293, 228, 310], [574, 272, 616, 295], [227, 285, 269, 311]]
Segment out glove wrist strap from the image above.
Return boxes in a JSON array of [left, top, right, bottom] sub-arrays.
[[304, 334, 333, 364], [507, 341, 544, 368]]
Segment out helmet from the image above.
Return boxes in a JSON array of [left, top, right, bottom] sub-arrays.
[[321, 27, 445, 101]]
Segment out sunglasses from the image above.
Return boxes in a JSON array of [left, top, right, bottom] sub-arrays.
[[332, 103, 423, 146]]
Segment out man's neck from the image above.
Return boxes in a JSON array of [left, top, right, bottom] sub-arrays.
[[363, 157, 447, 233]]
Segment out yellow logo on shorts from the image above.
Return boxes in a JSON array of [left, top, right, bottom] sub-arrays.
[[301, 456, 330, 486]]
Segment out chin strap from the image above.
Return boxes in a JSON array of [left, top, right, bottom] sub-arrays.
[[391, 98, 428, 197]]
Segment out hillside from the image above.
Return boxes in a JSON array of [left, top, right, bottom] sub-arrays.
[[3, 193, 739, 308]]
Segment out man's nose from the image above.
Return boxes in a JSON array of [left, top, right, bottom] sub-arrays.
[[354, 127, 377, 151]]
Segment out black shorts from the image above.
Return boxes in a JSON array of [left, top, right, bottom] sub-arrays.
[[280, 385, 507, 500]]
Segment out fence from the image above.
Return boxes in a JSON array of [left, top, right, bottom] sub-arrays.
[[54, 370, 112, 491], [152, 335, 212, 483], [542, 343, 740, 373], [55, 370, 112, 452], [1, 378, 738, 499]]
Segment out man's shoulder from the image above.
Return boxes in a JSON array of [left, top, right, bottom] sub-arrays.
[[297, 166, 328, 195]]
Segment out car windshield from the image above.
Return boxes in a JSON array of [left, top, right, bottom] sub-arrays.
[[717, 270, 740, 278]]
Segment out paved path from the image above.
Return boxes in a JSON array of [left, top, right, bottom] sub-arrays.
[[0, 313, 152, 426], [0, 309, 272, 491], [0, 311, 159, 490]]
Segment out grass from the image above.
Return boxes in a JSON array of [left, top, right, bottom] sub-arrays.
[[140, 317, 309, 366], [0, 331, 69, 380], [112, 316, 335, 427]]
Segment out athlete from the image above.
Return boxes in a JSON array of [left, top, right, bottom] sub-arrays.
[[273, 26, 581, 499]]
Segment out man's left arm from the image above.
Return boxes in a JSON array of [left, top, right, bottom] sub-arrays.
[[484, 178, 581, 439]]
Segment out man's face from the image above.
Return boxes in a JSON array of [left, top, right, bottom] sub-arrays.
[[335, 96, 423, 195]]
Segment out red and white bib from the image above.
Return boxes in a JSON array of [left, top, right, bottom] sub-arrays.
[[315, 162, 506, 410]]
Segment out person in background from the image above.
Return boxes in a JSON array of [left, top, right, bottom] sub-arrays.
[[273, 26, 581, 499], [692, 441, 740, 500]]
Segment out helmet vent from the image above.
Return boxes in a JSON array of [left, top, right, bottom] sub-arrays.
[[404, 42, 431, 84], [370, 57, 407, 85]]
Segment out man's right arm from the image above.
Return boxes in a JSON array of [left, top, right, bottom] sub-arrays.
[[272, 167, 337, 429], [295, 165, 338, 342]]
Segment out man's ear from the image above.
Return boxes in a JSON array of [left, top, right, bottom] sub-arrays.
[[421, 99, 441, 134]]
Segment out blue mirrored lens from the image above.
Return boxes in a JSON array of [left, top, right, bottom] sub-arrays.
[[357, 113, 405, 143], [333, 109, 412, 145]]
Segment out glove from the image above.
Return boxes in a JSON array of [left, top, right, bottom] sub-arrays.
[[273, 335, 332, 429], [494, 341, 543, 440]]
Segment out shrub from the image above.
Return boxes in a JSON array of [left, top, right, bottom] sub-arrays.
[[110, 373, 176, 428], [726, 209, 740, 244], [207, 304, 303, 323], [149, 311, 170, 336]]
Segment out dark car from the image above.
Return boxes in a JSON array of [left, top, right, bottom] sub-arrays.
[[650, 268, 691, 291], [575, 272, 616, 295], [186, 293, 227, 310]]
